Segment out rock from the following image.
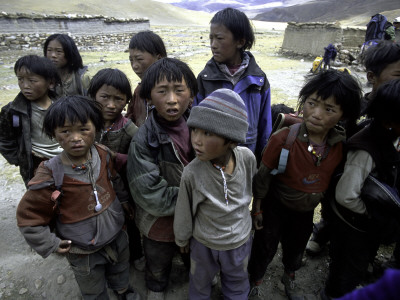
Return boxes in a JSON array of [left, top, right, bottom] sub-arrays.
[[57, 275, 66, 284], [18, 287, 28, 295], [35, 278, 43, 289]]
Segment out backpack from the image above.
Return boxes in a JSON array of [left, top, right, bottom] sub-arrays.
[[364, 14, 389, 43]]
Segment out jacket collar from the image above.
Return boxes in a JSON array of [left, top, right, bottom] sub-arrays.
[[297, 122, 345, 146]]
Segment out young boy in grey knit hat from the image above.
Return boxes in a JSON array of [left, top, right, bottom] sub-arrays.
[[173, 88, 257, 299]]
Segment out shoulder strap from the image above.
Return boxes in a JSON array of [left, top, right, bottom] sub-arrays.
[[270, 123, 301, 175], [44, 155, 64, 208]]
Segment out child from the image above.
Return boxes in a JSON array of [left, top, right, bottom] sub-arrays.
[[88, 68, 145, 271], [323, 79, 400, 299], [0, 55, 62, 187], [125, 30, 167, 126], [44, 33, 90, 97], [16, 95, 140, 300], [127, 57, 198, 299], [174, 88, 257, 299], [248, 69, 361, 299], [194, 7, 272, 163]]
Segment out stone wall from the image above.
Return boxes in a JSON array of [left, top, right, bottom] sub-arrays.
[[282, 22, 365, 60], [0, 13, 150, 51]]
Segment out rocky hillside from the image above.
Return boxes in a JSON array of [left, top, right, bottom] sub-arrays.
[[254, 0, 400, 26]]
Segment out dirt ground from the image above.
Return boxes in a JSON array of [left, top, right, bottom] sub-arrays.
[[0, 24, 392, 300]]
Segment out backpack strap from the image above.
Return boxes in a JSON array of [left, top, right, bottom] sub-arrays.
[[270, 123, 301, 175], [44, 155, 64, 209]]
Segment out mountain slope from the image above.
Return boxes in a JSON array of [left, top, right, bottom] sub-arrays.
[[0, 0, 212, 25], [253, 0, 400, 26]]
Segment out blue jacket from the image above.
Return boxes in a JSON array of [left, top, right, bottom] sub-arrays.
[[194, 51, 272, 162]]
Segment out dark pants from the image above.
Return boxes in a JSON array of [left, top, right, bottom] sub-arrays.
[[324, 211, 380, 298], [143, 236, 189, 292], [127, 219, 143, 261], [248, 199, 314, 282], [66, 230, 130, 300]]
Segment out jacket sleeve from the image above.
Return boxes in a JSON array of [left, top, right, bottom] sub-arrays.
[[19, 226, 61, 258], [256, 82, 272, 162], [174, 169, 193, 247], [127, 138, 179, 217], [0, 103, 20, 165]]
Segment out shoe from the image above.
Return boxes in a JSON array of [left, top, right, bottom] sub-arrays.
[[248, 279, 263, 297], [281, 272, 305, 300], [306, 240, 323, 256], [147, 290, 165, 300], [116, 287, 142, 300], [134, 256, 146, 272]]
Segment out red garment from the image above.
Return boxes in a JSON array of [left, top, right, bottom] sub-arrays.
[[17, 145, 117, 226], [262, 126, 343, 193]]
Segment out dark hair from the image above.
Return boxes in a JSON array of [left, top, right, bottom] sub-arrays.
[[43, 34, 84, 72], [363, 41, 400, 76], [366, 79, 400, 123], [14, 55, 61, 98], [88, 68, 132, 103], [298, 69, 361, 122], [210, 7, 255, 51], [129, 30, 167, 57], [140, 57, 198, 100], [43, 95, 103, 138]]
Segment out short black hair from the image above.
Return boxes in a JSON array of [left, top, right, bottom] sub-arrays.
[[363, 41, 400, 76], [43, 95, 103, 138], [43, 34, 84, 72], [88, 68, 132, 103], [367, 79, 400, 123], [14, 55, 61, 99], [211, 7, 255, 51], [139, 57, 198, 100], [298, 69, 361, 122], [129, 30, 167, 57], [271, 103, 295, 125]]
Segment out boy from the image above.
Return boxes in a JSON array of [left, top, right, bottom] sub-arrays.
[[125, 30, 167, 126], [174, 88, 257, 299], [126, 57, 198, 300], [248, 69, 361, 299]]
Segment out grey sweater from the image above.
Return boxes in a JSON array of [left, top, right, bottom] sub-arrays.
[[174, 146, 257, 251]]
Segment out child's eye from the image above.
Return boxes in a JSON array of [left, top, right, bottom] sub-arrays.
[[204, 131, 213, 136]]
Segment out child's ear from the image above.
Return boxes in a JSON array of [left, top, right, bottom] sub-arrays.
[[366, 71, 376, 85], [236, 38, 246, 50], [146, 98, 152, 106]]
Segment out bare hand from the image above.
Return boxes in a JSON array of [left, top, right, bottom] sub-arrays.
[[122, 202, 135, 220], [253, 214, 264, 230], [57, 240, 71, 254], [180, 244, 189, 254]]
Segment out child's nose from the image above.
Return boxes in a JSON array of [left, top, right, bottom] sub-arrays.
[[166, 92, 177, 103]]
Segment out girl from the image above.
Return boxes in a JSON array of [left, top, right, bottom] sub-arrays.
[[194, 7, 272, 163], [0, 55, 62, 186], [16, 95, 140, 300], [125, 30, 167, 126], [323, 79, 400, 298], [88, 68, 144, 271], [44, 33, 90, 98], [248, 69, 361, 299]]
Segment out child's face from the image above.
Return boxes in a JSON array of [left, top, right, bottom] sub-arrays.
[[129, 48, 160, 79], [149, 77, 192, 122], [302, 92, 343, 141], [16, 67, 53, 103], [191, 127, 233, 164], [95, 84, 127, 125], [46, 39, 68, 69], [369, 60, 400, 92], [209, 23, 245, 66], [54, 119, 96, 162]]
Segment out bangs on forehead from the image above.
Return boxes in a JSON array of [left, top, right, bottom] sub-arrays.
[[156, 72, 184, 85]]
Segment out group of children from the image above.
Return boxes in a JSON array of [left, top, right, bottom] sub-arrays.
[[0, 6, 399, 300]]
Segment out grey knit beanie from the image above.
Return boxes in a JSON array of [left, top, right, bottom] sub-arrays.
[[188, 88, 248, 143]]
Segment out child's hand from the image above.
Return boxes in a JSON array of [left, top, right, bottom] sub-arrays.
[[122, 202, 135, 220], [57, 240, 71, 254], [253, 213, 263, 230], [180, 244, 189, 254]]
